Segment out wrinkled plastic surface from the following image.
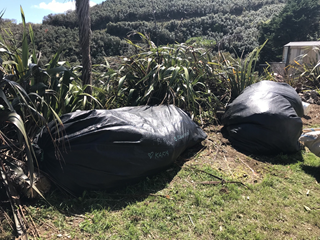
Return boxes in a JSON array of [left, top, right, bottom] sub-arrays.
[[302, 101, 311, 116], [222, 81, 303, 154], [35, 105, 207, 194], [299, 131, 320, 156]]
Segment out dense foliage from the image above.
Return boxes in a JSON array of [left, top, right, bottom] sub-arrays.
[[43, 0, 286, 30], [0, 0, 286, 64], [0, 12, 110, 236], [259, 0, 320, 63], [2, 2, 320, 237]]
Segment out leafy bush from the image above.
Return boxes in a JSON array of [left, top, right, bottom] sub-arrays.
[[116, 32, 223, 118], [0, 8, 106, 237], [215, 41, 266, 100]]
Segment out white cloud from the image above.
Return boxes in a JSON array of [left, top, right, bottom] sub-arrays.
[[34, 0, 97, 13]]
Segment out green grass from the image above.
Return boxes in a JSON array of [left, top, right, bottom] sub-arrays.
[[1, 147, 319, 239]]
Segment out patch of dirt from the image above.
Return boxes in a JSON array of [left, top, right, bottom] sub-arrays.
[[185, 125, 265, 185], [185, 104, 320, 186], [301, 104, 320, 127], [33, 215, 88, 240]]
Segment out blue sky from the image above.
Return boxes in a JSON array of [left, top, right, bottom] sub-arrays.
[[2, 0, 105, 24]]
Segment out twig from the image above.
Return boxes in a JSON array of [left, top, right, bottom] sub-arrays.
[[188, 165, 248, 188], [19, 204, 29, 234], [199, 106, 203, 126], [0, 159, 27, 236], [187, 165, 223, 181], [197, 181, 221, 185], [213, 142, 222, 161], [193, 146, 207, 160], [188, 214, 195, 227], [177, 146, 206, 164], [150, 232, 156, 239], [38, 219, 58, 231], [204, 139, 216, 156], [24, 206, 40, 238], [197, 180, 247, 187], [238, 158, 257, 176], [0, 205, 14, 230], [223, 154, 234, 178], [149, 193, 171, 199], [205, 147, 213, 157]]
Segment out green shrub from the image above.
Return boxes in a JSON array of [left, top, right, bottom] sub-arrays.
[[117, 32, 223, 118], [212, 41, 266, 100], [0, 8, 106, 237]]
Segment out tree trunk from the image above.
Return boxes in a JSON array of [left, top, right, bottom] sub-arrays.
[[76, 0, 92, 95]]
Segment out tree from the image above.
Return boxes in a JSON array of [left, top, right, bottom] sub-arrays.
[[75, 0, 92, 94], [259, 0, 320, 64]]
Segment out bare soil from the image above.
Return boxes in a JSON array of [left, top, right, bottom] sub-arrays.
[[187, 104, 320, 186], [301, 104, 320, 127]]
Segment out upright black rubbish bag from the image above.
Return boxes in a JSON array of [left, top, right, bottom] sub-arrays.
[[34, 105, 207, 194], [222, 80, 303, 155]]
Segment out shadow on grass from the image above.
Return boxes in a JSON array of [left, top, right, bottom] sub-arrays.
[[301, 165, 320, 183], [249, 151, 304, 165], [27, 143, 204, 216]]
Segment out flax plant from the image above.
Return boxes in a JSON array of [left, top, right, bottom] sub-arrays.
[[118, 32, 222, 118], [0, 8, 105, 237], [215, 41, 267, 100], [287, 46, 320, 88]]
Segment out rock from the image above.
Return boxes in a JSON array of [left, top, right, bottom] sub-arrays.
[[307, 98, 314, 104]]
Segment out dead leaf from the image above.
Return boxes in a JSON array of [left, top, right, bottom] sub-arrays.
[[304, 205, 311, 211]]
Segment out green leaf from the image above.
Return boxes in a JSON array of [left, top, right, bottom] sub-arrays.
[[127, 88, 135, 104], [182, 67, 190, 82], [46, 66, 69, 75], [0, 47, 9, 53], [118, 75, 126, 92], [82, 95, 87, 109], [2, 60, 18, 65], [20, 6, 28, 71], [28, 23, 37, 64], [0, 111, 35, 187], [144, 84, 154, 98], [0, 9, 5, 19], [125, 39, 141, 49], [20, 6, 26, 28], [0, 88, 14, 111], [29, 82, 48, 92], [47, 48, 63, 70], [80, 92, 104, 108]]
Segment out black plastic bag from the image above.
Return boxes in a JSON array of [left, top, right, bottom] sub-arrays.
[[34, 105, 207, 194], [222, 81, 303, 155]]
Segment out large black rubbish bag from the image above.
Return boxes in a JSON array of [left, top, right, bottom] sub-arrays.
[[34, 105, 207, 194], [222, 80, 303, 155]]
